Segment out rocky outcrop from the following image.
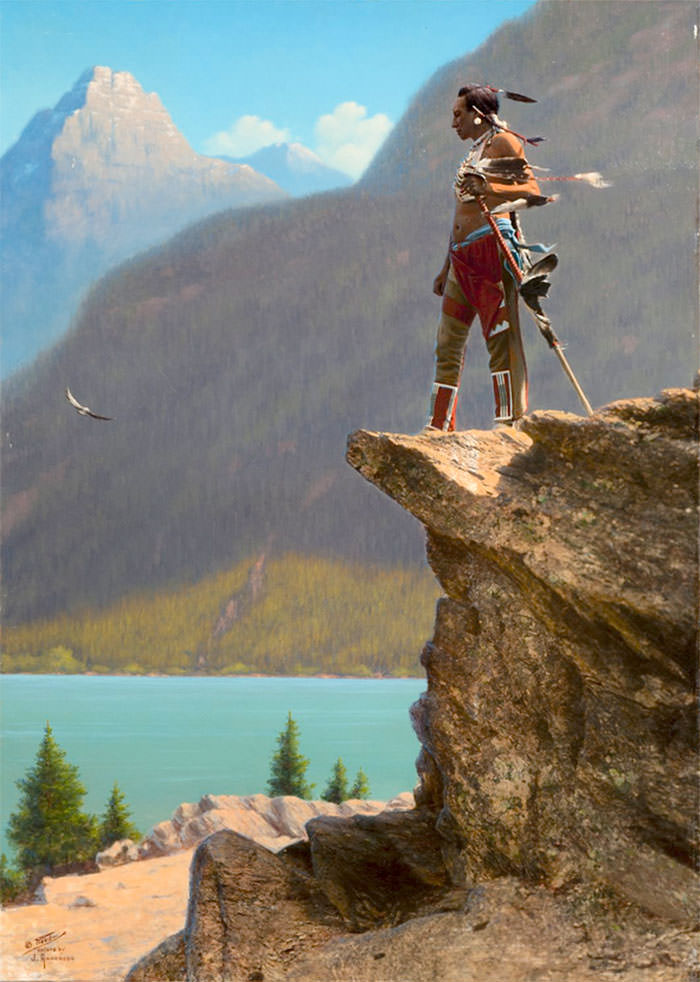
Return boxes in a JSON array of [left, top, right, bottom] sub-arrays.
[[286, 878, 700, 982], [96, 838, 140, 867], [347, 389, 698, 921], [126, 813, 464, 982], [127, 792, 413, 864], [127, 390, 699, 981]]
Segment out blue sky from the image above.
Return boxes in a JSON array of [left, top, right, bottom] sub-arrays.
[[1, 0, 536, 177]]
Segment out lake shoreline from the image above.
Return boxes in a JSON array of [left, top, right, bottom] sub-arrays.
[[2, 671, 423, 680], [2, 676, 425, 862]]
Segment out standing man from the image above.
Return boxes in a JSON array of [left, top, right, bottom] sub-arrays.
[[427, 83, 543, 432]]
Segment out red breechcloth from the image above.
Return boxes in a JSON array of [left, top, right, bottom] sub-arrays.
[[448, 234, 507, 341]]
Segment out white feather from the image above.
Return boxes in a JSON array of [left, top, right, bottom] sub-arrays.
[[573, 172, 612, 188]]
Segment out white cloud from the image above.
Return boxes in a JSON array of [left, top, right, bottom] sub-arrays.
[[203, 115, 291, 157], [314, 102, 393, 179]]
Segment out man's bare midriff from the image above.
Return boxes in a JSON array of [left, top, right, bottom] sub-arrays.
[[452, 200, 491, 242]]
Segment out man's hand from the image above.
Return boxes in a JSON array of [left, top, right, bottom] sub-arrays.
[[461, 172, 488, 197], [433, 267, 448, 296]]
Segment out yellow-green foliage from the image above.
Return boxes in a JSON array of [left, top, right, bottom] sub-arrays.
[[2, 554, 439, 677]]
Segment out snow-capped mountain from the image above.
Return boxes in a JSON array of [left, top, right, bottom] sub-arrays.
[[1, 66, 287, 375], [221, 142, 353, 197]]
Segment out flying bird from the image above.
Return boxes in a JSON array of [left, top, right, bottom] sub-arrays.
[[65, 387, 112, 420]]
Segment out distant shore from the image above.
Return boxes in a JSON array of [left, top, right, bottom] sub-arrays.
[[2, 671, 424, 680]]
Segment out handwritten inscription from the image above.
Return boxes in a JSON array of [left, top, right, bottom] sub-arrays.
[[22, 930, 74, 970]]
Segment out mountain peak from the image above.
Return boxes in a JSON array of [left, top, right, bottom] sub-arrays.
[[74, 66, 166, 112], [223, 141, 353, 196], [1, 63, 284, 240], [42, 67, 150, 131], [0, 66, 287, 374]]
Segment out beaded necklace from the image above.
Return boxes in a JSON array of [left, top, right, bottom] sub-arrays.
[[453, 126, 498, 203]]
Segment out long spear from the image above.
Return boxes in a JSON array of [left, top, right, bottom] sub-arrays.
[[474, 195, 594, 417]]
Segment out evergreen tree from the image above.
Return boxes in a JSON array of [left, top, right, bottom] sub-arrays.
[[98, 783, 140, 849], [7, 722, 98, 874], [267, 712, 314, 799], [0, 853, 25, 904], [321, 757, 349, 803], [350, 768, 370, 800]]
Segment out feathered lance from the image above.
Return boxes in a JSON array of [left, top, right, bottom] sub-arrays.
[[473, 193, 594, 417]]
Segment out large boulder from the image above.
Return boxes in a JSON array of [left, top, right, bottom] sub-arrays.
[[126, 830, 346, 982], [306, 808, 456, 930]]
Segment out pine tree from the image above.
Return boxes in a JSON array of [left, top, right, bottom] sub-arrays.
[[321, 757, 349, 803], [0, 853, 25, 904], [349, 768, 370, 800], [7, 722, 98, 874], [267, 712, 314, 799], [98, 783, 140, 849]]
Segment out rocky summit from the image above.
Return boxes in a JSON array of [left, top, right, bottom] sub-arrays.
[[1, 65, 286, 374], [2, 65, 284, 254], [125, 388, 698, 982]]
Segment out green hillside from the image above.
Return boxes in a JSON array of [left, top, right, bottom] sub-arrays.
[[2, 1, 696, 632], [2, 554, 440, 677]]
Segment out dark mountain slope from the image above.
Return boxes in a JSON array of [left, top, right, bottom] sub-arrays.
[[2, 1, 696, 626], [363, 0, 696, 190], [3, 192, 441, 621]]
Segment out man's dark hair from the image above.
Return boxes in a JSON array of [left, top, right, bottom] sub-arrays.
[[458, 84, 499, 117]]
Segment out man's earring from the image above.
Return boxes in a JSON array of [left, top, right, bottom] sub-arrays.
[[473, 114, 482, 126]]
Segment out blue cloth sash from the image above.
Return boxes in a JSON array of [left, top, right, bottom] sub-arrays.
[[451, 217, 553, 281]]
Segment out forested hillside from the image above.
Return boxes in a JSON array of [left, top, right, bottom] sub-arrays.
[[2, 1, 696, 633], [2, 554, 439, 677]]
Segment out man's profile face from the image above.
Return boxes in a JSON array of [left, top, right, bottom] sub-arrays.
[[451, 96, 472, 141]]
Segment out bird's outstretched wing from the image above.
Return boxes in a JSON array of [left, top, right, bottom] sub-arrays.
[[65, 387, 112, 420], [65, 387, 84, 410]]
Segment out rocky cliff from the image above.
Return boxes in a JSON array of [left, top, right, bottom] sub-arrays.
[[348, 389, 698, 920], [126, 389, 699, 982]]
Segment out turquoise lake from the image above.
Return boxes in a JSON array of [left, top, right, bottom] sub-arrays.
[[0, 675, 425, 857]]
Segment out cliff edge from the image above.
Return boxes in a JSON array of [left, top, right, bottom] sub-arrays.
[[347, 389, 698, 920], [126, 389, 699, 982]]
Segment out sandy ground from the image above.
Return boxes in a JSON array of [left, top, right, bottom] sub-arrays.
[[0, 849, 193, 982]]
